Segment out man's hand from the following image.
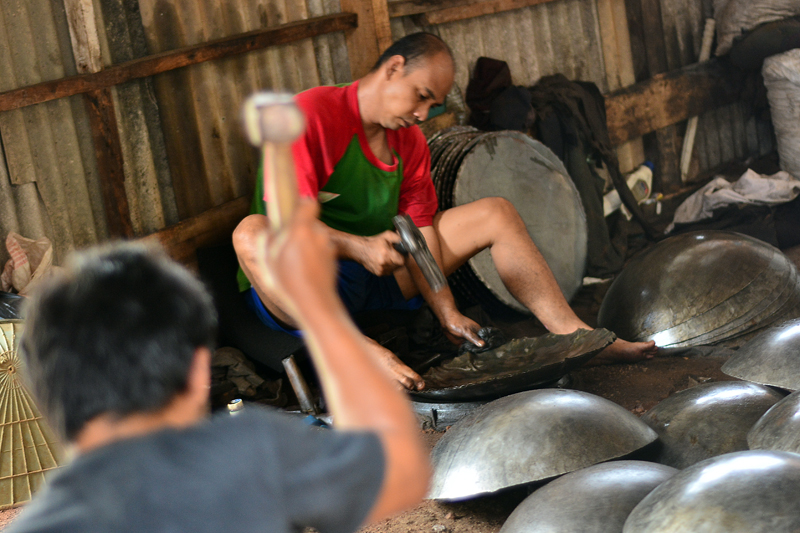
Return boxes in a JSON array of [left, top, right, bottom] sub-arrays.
[[354, 231, 406, 276], [439, 308, 484, 347]]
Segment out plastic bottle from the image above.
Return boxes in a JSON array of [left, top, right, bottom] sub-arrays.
[[603, 161, 654, 217]]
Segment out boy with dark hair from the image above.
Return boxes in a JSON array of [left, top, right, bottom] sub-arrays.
[[10, 199, 430, 533]]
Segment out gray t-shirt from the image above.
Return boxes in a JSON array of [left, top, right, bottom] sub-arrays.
[[7, 407, 384, 533]]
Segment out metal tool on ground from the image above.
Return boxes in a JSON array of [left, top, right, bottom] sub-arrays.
[[393, 213, 447, 292], [282, 354, 319, 415]]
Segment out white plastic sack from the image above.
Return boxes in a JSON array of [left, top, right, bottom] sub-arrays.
[[666, 169, 800, 233], [764, 49, 800, 179], [714, 0, 800, 56]]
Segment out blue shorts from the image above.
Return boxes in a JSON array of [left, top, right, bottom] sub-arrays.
[[245, 260, 424, 337]]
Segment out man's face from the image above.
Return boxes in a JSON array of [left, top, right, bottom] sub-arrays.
[[380, 52, 455, 130]]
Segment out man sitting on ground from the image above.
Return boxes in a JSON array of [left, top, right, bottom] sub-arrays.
[[234, 32, 657, 391], [9, 199, 429, 533]]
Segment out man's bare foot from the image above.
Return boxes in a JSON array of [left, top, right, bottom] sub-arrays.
[[365, 337, 425, 390], [588, 338, 658, 366]]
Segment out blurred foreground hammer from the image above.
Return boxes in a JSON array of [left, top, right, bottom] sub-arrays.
[[242, 92, 319, 414]]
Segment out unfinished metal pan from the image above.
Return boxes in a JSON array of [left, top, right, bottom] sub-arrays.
[[598, 231, 800, 347], [499, 461, 677, 533], [722, 318, 800, 391], [640, 381, 784, 469], [623, 451, 800, 533], [428, 389, 658, 501], [410, 328, 615, 402], [748, 389, 800, 453]]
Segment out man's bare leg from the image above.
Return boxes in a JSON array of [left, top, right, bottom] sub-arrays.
[[395, 197, 657, 363], [234, 214, 425, 389]]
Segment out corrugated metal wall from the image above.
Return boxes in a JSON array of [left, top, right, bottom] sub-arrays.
[[136, 0, 351, 219], [0, 0, 776, 270], [392, 0, 609, 97], [0, 0, 107, 266], [391, 0, 773, 177]]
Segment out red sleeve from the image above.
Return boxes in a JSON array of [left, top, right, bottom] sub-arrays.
[[291, 92, 328, 200], [396, 127, 438, 228]]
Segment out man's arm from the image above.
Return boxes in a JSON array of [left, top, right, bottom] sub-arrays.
[[327, 227, 406, 277], [257, 199, 430, 523]]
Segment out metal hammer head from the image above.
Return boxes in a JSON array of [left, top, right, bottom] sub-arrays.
[[242, 92, 305, 146], [393, 214, 447, 292]]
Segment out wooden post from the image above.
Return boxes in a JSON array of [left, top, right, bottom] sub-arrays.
[[596, 0, 645, 174], [64, 0, 134, 238], [340, 0, 392, 80]]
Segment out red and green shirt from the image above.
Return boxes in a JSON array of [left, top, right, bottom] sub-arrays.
[[238, 82, 438, 291]]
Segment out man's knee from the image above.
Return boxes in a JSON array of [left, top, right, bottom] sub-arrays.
[[233, 214, 268, 258], [471, 197, 524, 230]]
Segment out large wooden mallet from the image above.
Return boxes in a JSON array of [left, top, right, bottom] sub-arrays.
[[242, 92, 305, 231]]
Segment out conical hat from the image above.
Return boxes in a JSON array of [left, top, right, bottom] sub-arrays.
[[0, 320, 64, 509]]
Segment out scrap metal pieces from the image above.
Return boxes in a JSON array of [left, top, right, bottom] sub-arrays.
[[598, 231, 800, 348], [428, 128, 588, 314], [722, 317, 800, 390], [623, 451, 800, 533], [499, 461, 677, 533], [428, 389, 657, 501], [640, 381, 784, 469], [748, 389, 800, 453], [411, 328, 615, 402]]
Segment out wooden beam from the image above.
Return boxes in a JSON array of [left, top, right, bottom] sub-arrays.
[[84, 88, 134, 237], [388, 0, 477, 18], [596, 0, 644, 173], [419, 0, 558, 25], [340, 0, 391, 80], [65, 0, 134, 238], [141, 196, 250, 268], [605, 60, 744, 147], [0, 13, 357, 113]]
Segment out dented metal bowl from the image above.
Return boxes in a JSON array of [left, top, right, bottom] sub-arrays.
[[598, 231, 800, 348], [499, 461, 677, 533], [640, 381, 785, 469], [748, 389, 800, 453], [428, 389, 658, 501], [623, 451, 800, 532], [722, 318, 800, 391]]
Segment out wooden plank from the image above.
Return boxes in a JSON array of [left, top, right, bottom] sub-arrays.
[[605, 60, 744, 147], [64, 0, 134, 239], [371, 0, 394, 52], [83, 88, 134, 238], [340, 0, 387, 79], [420, 0, 559, 26], [596, 0, 644, 173], [0, 13, 357, 113], [388, 0, 475, 18], [141, 195, 250, 268]]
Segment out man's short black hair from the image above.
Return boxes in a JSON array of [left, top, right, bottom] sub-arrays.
[[20, 243, 217, 441], [372, 32, 453, 72]]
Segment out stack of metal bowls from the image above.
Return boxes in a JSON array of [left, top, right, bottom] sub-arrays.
[[427, 126, 588, 315], [597, 231, 800, 348]]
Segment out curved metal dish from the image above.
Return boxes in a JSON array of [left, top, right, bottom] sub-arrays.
[[410, 328, 615, 402], [623, 451, 800, 532], [748, 389, 800, 453], [598, 231, 800, 348], [500, 461, 677, 533], [722, 317, 800, 391], [429, 389, 658, 501], [640, 381, 784, 469]]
